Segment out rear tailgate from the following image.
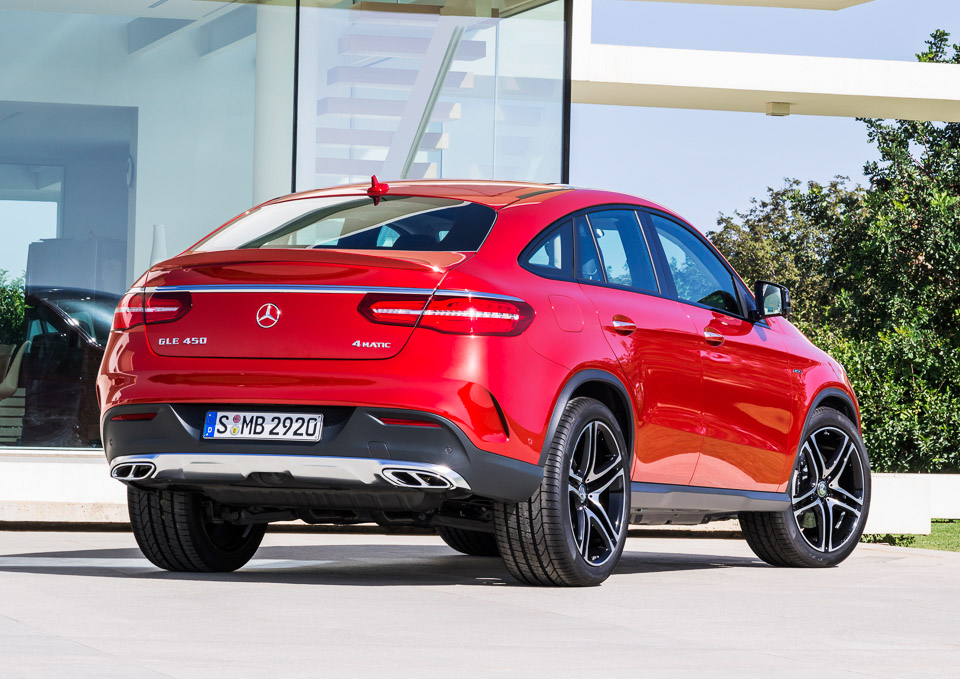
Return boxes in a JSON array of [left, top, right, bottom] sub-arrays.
[[142, 249, 467, 360]]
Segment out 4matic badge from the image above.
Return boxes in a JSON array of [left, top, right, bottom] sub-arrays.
[[352, 340, 391, 349]]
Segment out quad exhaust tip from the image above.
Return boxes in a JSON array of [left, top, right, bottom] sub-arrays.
[[381, 467, 455, 490], [111, 462, 156, 481]]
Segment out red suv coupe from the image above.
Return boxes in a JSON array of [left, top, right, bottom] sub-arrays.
[[98, 179, 871, 586]]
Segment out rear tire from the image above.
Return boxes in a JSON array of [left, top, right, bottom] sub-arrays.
[[128, 486, 265, 572], [437, 527, 500, 556], [494, 397, 630, 586], [740, 407, 871, 568]]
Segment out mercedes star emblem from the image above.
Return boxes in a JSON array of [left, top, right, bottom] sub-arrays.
[[256, 303, 280, 328]]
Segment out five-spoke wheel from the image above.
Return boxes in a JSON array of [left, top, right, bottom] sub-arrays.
[[740, 406, 871, 567], [791, 426, 866, 553], [495, 397, 630, 586], [568, 421, 628, 567]]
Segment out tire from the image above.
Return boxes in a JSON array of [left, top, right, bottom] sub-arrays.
[[494, 397, 630, 586], [740, 407, 871, 568], [128, 486, 266, 572], [437, 527, 500, 556]]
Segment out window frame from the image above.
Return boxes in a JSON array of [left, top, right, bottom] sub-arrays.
[[639, 209, 763, 324], [571, 205, 665, 297], [517, 204, 669, 301]]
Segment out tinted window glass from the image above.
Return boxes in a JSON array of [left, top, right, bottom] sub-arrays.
[[650, 214, 741, 315], [193, 196, 497, 253], [575, 215, 604, 282], [586, 210, 658, 293], [522, 221, 572, 278]]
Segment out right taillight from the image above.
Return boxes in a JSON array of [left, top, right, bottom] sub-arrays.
[[359, 293, 534, 336], [113, 290, 192, 331]]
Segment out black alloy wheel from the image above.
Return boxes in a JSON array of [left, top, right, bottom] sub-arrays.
[[791, 425, 867, 553], [567, 420, 628, 567], [495, 397, 630, 586], [740, 407, 871, 568]]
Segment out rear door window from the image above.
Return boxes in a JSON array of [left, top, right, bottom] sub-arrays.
[[576, 211, 659, 293], [575, 215, 605, 283]]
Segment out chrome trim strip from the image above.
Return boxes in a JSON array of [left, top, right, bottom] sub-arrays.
[[437, 289, 524, 302], [144, 284, 524, 302], [630, 481, 790, 514], [145, 285, 436, 295], [109, 453, 471, 491]]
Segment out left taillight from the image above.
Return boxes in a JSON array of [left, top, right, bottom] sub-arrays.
[[359, 293, 534, 336], [113, 290, 192, 331]]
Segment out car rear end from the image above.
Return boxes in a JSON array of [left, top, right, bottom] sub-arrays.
[[98, 188, 562, 527]]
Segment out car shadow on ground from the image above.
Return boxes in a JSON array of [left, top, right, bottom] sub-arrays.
[[0, 543, 766, 587]]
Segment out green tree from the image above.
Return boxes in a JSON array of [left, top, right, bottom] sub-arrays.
[[711, 177, 859, 327], [709, 31, 960, 474], [832, 32, 960, 338], [0, 270, 26, 346]]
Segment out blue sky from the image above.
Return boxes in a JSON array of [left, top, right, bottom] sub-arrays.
[[571, 0, 960, 232]]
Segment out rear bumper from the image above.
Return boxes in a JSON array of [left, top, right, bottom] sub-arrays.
[[112, 453, 471, 492], [102, 403, 542, 503]]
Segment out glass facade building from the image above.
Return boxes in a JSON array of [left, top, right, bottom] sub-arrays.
[[0, 0, 564, 450]]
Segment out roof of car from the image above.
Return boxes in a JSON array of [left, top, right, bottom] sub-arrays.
[[273, 179, 690, 223], [273, 180, 568, 209]]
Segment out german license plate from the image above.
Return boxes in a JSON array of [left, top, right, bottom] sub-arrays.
[[203, 411, 323, 441]]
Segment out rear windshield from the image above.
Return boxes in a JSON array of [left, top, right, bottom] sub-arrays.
[[192, 195, 497, 253]]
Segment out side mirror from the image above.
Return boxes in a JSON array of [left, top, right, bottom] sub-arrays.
[[753, 280, 791, 321]]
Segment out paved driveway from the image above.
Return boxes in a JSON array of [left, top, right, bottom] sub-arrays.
[[0, 531, 957, 678]]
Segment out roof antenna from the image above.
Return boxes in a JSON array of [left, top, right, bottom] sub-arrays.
[[367, 175, 389, 205]]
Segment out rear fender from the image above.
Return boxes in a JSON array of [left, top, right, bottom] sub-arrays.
[[537, 369, 635, 467]]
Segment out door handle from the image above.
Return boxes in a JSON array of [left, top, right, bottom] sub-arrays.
[[704, 328, 724, 346], [611, 315, 636, 335]]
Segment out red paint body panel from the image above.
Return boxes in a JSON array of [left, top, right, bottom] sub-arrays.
[[99, 180, 861, 495], [688, 308, 795, 492], [576, 284, 703, 485], [142, 250, 460, 360]]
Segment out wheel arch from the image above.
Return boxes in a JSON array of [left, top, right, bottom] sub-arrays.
[[807, 387, 859, 431], [537, 369, 635, 466], [779, 386, 861, 491]]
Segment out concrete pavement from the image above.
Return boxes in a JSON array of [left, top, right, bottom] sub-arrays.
[[0, 531, 957, 679]]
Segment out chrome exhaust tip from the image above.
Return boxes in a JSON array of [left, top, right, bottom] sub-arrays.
[[111, 462, 156, 481], [381, 467, 456, 490]]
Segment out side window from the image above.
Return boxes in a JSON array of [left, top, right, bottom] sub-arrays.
[[649, 214, 741, 315], [575, 215, 604, 282], [588, 209, 659, 293], [576, 211, 659, 293], [521, 221, 573, 279]]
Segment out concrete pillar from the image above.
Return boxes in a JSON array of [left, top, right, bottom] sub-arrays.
[[253, 4, 296, 204]]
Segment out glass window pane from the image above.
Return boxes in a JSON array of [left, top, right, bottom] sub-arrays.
[[295, 2, 563, 188], [193, 196, 496, 252], [650, 214, 741, 315], [586, 210, 658, 293], [523, 222, 572, 278], [0, 1, 295, 449], [575, 215, 604, 282]]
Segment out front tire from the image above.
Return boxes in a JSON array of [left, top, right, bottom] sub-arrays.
[[494, 397, 630, 586], [740, 407, 871, 567], [128, 486, 266, 572]]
